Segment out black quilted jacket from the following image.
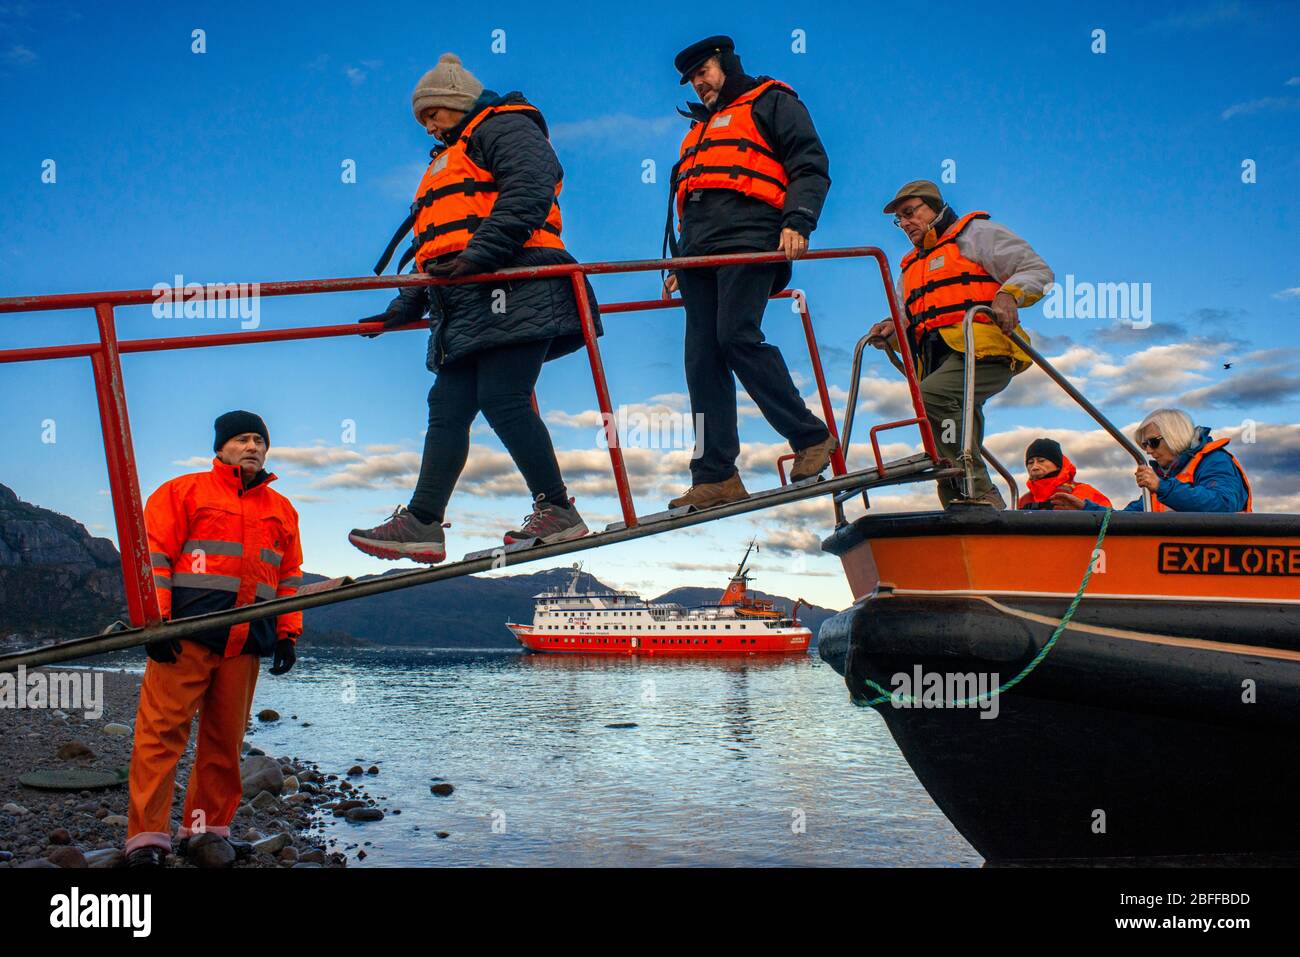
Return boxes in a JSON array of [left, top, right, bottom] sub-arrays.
[[379, 91, 602, 372]]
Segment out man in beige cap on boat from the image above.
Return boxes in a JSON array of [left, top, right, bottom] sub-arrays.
[[868, 180, 1052, 508]]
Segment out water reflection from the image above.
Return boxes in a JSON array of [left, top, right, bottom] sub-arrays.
[[245, 646, 979, 867]]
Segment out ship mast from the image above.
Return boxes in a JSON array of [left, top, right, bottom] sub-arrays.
[[733, 537, 758, 584], [565, 562, 583, 595]]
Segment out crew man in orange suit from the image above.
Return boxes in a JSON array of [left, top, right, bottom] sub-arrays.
[[124, 410, 303, 868]]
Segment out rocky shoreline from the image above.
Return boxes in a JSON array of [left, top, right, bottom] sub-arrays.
[[0, 666, 397, 869]]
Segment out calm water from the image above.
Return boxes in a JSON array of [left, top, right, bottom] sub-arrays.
[[245, 646, 980, 867]]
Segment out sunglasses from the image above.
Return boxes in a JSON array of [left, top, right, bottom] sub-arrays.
[[1140, 436, 1164, 451]]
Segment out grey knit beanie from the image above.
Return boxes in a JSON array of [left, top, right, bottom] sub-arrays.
[[411, 53, 483, 122]]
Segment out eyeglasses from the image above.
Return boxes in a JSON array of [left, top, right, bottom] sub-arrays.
[[1140, 436, 1164, 451], [892, 202, 929, 227]]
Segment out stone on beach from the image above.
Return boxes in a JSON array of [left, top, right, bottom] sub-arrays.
[[252, 832, 291, 855], [187, 832, 235, 868], [241, 754, 285, 797], [85, 848, 124, 868], [47, 845, 87, 868]]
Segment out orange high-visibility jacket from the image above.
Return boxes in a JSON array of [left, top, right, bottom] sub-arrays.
[[673, 79, 793, 219], [1151, 438, 1253, 513], [146, 459, 303, 657], [410, 103, 565, 270], [901, 211, 1006, 341]]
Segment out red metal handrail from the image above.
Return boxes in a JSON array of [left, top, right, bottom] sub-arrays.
[[0, 247, 931, 629]]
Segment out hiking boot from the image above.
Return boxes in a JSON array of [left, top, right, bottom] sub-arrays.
[[668, 472, 750, 510], [348, 506, 446, 563], [503, 494, 590, 545], [789, 434, 839, 482], [124, 846, 166, 869], [948, 487, 1007, 510]]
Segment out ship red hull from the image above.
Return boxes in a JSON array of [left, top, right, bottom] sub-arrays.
[[508, 625, 810, 656]]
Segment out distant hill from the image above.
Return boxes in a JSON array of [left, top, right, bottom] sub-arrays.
[[1, 483, 841, 648], [0, 483, 128, 640], [304, 567, 613, 647]]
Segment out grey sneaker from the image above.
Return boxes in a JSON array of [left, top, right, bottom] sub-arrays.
[[348, 506, 447, 562], [503, 494, 589, 545]]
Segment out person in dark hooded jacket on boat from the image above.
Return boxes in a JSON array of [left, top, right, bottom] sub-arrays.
[[1078, 409, 1252, 513], [1017, 437, 1112, 510], [351, 53, 601, 561]]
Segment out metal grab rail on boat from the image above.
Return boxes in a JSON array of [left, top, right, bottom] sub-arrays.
[[961, 305, 1153, 510], [835, 328, 1018, 520]]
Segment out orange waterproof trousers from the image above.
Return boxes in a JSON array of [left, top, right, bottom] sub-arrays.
[[125, 640, 260, 853]]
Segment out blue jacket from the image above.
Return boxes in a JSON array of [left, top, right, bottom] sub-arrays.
[[1082, 427, 1250, 513]]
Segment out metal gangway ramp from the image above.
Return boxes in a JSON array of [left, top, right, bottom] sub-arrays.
[[0, 247, 961, 671]]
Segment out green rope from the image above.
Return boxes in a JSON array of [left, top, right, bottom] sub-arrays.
[[854, 507, 1113, 708]]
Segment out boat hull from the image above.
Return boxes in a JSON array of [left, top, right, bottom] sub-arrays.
[[509, 625, 810, 656], [818, 510, 1300, 863]]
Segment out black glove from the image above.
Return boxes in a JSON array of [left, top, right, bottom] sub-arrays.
[[359, 283, 428, 338], [269, 638, 296, 675], [146, 638, 182, 664], [426, 257, 478, 279]]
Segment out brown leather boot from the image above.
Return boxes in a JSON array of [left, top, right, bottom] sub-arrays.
[[789, 434, 839, 482], [668, 472, 750, 510]]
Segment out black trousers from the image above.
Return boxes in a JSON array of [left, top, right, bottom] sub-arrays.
[[678, 262, 829, 484], [408, 337, 566, 522]]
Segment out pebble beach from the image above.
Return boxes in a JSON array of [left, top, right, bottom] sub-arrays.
[[0, 665, 395, 869]]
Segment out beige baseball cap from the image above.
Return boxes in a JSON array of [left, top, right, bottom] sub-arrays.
[[883, 179, 943, 214]]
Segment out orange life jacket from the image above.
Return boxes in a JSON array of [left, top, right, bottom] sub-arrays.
[[375, 103, 564, 275], [145, 459, 304, 657], [1017, 456, 1112, 510], [1150, 438, 1253, 513], [672, 79, 792, 220], [901, 211, 1004, 341]]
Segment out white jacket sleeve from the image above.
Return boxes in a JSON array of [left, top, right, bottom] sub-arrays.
[[958, 220, 1054, 307]]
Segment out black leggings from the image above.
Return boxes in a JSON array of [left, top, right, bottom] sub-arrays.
[[408, 338, 567, 522]]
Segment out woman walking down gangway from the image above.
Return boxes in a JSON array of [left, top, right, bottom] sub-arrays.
[[351, 53, 601, 563]]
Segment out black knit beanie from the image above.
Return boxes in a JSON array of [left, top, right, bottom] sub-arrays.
[[1025, 437, 1063, 469], [214, 410, 270, 453]]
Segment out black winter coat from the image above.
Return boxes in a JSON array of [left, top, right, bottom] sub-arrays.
[[671, 74, 831, 257], [379, 91, 601, 372]]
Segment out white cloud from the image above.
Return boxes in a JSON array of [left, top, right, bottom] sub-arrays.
[[1221, 96, 1300, 121], [1272, 287, 1300, 300], [3, 44, 36, 66], [548, 113, 677, 144], [1147, 2, 1246, 32]]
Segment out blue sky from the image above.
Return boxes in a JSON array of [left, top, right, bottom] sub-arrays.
[[2, 0, 1298, 611]]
